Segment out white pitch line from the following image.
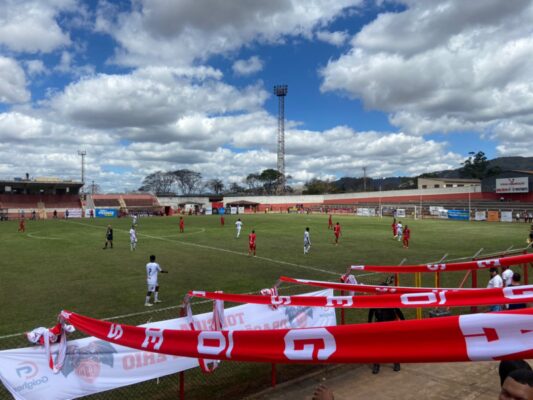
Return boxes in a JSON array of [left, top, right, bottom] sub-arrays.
[[26, 232, 62, 240], [157, 228, 206, 237]]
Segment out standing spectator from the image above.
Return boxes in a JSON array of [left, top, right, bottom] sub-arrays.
[[53, 210, 58, 219], [31, 210, 36, 220], [103, 225, 113, 249], [220, 214, 225, 226], [304, 227, 311, 254], [402, 225, 410, 248], [392, 218, 397, 238], [487, 267, 503, 311], [368, 302, 405, 374], [235, 218, 243, 238], [248, 230, 256, 256], [508, 273, 527, 310], [65, 209, 69, 219], [333, 222, 341, 245], [502, 266, 514, 287], [145, 255, 167, 306], [179, 216, 184, 233]]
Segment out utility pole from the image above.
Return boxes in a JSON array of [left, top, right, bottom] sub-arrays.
[[362, 166, 367, 191]]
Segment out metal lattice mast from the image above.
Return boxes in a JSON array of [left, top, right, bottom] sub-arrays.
[[78, 150, 86, 186], [273, 85, 288, 191]]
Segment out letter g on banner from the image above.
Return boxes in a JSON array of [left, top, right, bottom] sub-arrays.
[[284, 328, 336, 361]]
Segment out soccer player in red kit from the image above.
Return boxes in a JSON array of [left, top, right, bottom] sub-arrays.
[[179, 217, 184, 233], [333, 222, 341, 245], [248, 230, 256, 256], [328, 214, 333, 230], [18, 217, 26, 233], [392, 218, 397, 238], [220, 215, 225, 226], [403, 225, 410, 248]]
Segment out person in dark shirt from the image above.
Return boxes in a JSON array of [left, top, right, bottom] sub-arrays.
[[368, 303, 405, 374], [103, 225, 113, 249], [508, 272, 527, 310]]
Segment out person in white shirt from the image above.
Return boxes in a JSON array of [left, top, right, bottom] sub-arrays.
[[396, 222, 403, 242], [501, 266, 514, 287], [304, 227, 311, 254], [132, 214, 138, 226], [145, 255, 167, 306], [129, 226, 137, 251], [487, 267, 504, 312], [235, 218, 243, 238]]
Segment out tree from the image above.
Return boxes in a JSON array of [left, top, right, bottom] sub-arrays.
[[172, 169, 203, 195], [228, 182, 246, 194], [207, 178, 224, 194], [138, 171, 175, 194], [259, 169, 283, 195], [460, 151, 500, 179], [244, 173, 262, 194], [303, 178, 336, 194]]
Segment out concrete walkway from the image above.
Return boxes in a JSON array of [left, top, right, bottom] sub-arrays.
[[249, 362, 502, 400]]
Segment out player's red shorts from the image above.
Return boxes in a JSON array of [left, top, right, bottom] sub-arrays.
[[249, 243, 256, 250]]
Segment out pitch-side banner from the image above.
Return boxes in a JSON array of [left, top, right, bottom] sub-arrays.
[[350, 253, 533, 273], [189, 285, 533, 309], [0, 290, 334, 400], [279, 276, 482, 294], [57, 309, 533, 364]]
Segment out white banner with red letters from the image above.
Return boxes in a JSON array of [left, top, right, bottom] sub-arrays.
[[350, 253, 533, 273], [188, 285, 533, 309], [55, 309, 533, 364], [0, 289, 334, 400]]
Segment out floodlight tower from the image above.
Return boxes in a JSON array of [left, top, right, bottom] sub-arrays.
[[274, 84, 288, 192], [78, 150, 86, 188]]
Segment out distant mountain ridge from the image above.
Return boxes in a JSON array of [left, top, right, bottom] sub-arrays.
[[429, 156, 533, 178], [331, 156, 533, 192]]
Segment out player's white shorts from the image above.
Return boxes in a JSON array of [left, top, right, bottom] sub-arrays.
[[147, 283, 157, 292]]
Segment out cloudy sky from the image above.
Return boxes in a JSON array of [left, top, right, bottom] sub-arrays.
[[1, 0, 532, 192]]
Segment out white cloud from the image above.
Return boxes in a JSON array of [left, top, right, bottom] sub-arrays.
[[320, 0, 533, 152], [315, 30, 349, 46], [48, 67, 269, 130], [0, 56, 30, 103], [0, 0, 76, 53], [232, 56, 264, 76], [98, 0, 363, 67], [24, 59, 47, 76]]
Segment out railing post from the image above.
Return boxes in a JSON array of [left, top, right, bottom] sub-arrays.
[[271, 363, 277, 387], [471, 269, 478, 313]]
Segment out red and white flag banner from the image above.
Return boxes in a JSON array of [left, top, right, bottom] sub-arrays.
[[350, 252, 533, 273], [279, 276, 480, 294], [60, 309, 533, 363], [189, 285, 533, 309]]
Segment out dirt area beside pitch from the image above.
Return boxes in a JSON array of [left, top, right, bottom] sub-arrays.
[[248, 361, 502, 400]]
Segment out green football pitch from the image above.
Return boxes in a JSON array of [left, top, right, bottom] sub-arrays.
[[0, 214, 530, 337]]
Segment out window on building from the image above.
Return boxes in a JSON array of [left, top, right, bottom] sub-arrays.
[[422, 185, 427, 189], [434, 184, 440, 188]]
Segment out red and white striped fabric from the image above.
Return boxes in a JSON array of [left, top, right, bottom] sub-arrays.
[[188, 285, 533, 309], [350, 253, 533, 273], [280, 276, 479, 294], [60, 309, 533, 364], [186, 297, 225, 373]]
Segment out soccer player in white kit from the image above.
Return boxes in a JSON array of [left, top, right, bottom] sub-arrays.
[[145, 255, 167, 306], [304, 227, 311, 254], [129, 226, 137, 251], [235, 218, 243, 238], [396, 221, 403, 242]]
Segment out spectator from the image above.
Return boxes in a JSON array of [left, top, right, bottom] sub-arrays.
[[508, 273, 528, 310], [499, 368, 533, 400], [487, 267, 503, 312], [499, 360, 531, 386]]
